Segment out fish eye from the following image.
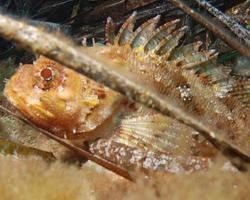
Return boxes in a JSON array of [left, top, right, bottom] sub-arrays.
[[40, 67, 54, 81]]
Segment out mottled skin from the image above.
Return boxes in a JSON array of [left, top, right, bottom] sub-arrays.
[[4, 56, 215, 173], [4, 56, 124, 140], [4, 13, 250, 173]]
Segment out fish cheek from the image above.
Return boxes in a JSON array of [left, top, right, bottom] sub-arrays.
[[4, 64, 34, 109]]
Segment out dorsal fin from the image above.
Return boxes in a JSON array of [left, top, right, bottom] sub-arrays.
[[144, 19, 180, 53], [167, 41, 219, 70], [169, 41, 203, 60], [182, 51, 218, 69], [114, 11, 137, 46], [156, 26, 187, 56], [105, 17, 116, 45], [130, 15, 160, 49]]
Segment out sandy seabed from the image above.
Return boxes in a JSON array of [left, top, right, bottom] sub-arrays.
[[0, 156, 249, 200]]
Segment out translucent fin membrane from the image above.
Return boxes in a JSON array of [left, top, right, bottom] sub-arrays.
[[169, 42, 219, 69], [144, 19, 180, 53], [130, 15, 160, 49], [156, 26, 187, 56], [114, 11, 137, 46], [113, 113, 193, 154]]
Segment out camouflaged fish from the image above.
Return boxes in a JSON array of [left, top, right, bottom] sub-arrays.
[[4, 57, 125, 140], [4, 12, 250, 173]]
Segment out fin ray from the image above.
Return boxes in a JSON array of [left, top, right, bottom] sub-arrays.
[[115, 11, 137, 46], [130, 15, 160, 49]]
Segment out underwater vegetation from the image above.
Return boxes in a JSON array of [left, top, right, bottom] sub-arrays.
[[0, 0, 249, 199]]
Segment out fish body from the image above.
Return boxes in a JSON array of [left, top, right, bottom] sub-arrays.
[[4, 13, 250, 173]]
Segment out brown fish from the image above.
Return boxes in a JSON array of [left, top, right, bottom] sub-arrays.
[[4, 56, 124, 140], [4, 13, 250, 173], [4, 55, 215, 173]]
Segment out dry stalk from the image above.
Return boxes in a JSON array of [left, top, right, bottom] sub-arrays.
[[169, 0, 250, 58], [194, 0, 250, 46]]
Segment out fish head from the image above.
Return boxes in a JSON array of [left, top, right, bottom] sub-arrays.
[[4, 56, 124, 140]]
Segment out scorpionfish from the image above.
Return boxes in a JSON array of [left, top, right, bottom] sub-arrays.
[[4, 56, 125, 140], [4, 12, 250, 173]]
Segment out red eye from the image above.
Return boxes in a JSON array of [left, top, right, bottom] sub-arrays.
[[40, 67, 54, 81]]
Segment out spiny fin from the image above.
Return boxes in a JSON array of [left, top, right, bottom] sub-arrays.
[[114, 11, 137, 46], [105, 17, 116, 45], [130, 15, 160, 49], [183, 51, 218, 69], [156, 26, 188, 56], [144, 19, 180, 53], [169, 42, 218, 69], [169, 41, 203, 60]]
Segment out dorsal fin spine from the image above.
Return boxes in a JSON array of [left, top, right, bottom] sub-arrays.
[[130, 15, 161, 49], [105, 17, 116, 45], [114, 11, 137, 46]]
